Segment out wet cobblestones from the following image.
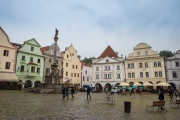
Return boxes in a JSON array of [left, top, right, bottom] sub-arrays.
[[0, 90, 180, 120]]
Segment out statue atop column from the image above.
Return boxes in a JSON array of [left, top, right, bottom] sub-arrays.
[[54, 28, 58, 40]]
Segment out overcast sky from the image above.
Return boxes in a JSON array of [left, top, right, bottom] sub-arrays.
[[1, 0, 180, 60]]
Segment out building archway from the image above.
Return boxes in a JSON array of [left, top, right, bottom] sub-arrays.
[[95, 83, 102, 91], [105, 83, 112, 91], [24, 80, 32, 88], [34, 81, 41, 87], [156, 81, 162, 90], [138, 81, 143, 85], [169, 82, 176, 90], [129, 82, 134, 86], [115, 83, 120, 87]]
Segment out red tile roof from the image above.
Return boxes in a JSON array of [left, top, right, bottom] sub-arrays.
[[99, 45, 118, 58], [81, 62, 91, 69], [40, 46, 49, 54]]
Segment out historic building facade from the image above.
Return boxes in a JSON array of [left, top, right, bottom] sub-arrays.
[[62, 45, 81, 87], [0, 27, 19, 86], [91, 46, 125, 91], [40, 43, 63, 83], [14, 38, 44, 88], [81, 62, 92, 87], [165, 50, 180, 90], [125, 43, 166, 88]]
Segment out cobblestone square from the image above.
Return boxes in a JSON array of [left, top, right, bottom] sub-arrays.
[[0, 91, 179, 120]]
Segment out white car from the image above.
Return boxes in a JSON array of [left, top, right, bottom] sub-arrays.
[[111, 87, 118, 93]]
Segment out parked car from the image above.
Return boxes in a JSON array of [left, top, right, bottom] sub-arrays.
[[92, 87, 100, 93], [111, 87, 118, 93]]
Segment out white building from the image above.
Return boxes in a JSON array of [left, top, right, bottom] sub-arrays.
[[165, 50, 180, 90], [91, 45, 125, 91], [81, 62, 92, 87]]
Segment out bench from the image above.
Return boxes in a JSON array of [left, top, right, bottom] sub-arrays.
[[141, 92, 151, 95], [170, 100, 180, 108], [146, 101, 167, 112]]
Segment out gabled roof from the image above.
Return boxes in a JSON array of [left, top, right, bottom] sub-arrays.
[[99, 45, 118, 58], [24, 38, 41, 47], [40, 46, 49, 54]]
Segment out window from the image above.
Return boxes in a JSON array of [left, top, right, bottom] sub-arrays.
[[137, 52, 140, 56], [56, 60, 58, 64], [74, 73, 76, 77], [146, 72, 149, 77], [67, 55, 69, 58], [175, 62, 179, 67], [117, 74, 120, 78], [77, 73, 79, 77], [37, 68, 40, 73], [47, 68, 50, 74], [22, 56, 25, 61], [145, 51, 148, 55], [117, 65, 120, 70], [106, 59, 109, 62], [76, 65, 78, 69], [108, 74, 111, 79], [5, 62, 10, 69], [104, 74, 107, 79], [66, 72, 68, 76], [108, 66, 110, 70], [31, 66, 35, 72], [72, 65, 74, 69], [66, 63, 68, 67], [30, 57, 33, 62], [3, 50, 9, 56], [139, 63, 142, 68], [105, 66, 107, 71], [20, 66, 24, 72], [140, 72, 143, 78], [145, 62, 148, 67], [49, 58, 52, 63], [87, 77, 89, 81], [96, 66, 99, 71], [83, 76, 85, 81], [132, 73, 135, 78], [96, 74, 99, 79], [155, 72, 158, 77], [131, 63, 134, 68], [128, 73, 131, 78], [158, 61, 161, 66], [31, 47, 34, 51], [154, 62, 157, 67], [37, 59, 40, 63], [71, 73, 73, 77], [159, 72, 162, 77], [128, 64, 130, 68], [85, 71, 87, 74], [172, 72, 177, 78]]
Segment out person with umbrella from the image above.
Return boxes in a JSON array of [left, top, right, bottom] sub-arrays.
[[84, 85, 92, 99], [62, 86, 66, 100]]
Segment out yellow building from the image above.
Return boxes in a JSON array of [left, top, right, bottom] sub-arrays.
[[125, 43, 166, 89], [0, 27, 18, 85], [62, 45, 81, 87]]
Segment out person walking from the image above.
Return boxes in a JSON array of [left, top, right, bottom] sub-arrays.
[[158, 89, 165, 110], [66, 86, 69, 99], [87, 88, 91, 99], [62, 86, 66, 100], [71, 87, 75, 98], [168, 89, 173, 101]]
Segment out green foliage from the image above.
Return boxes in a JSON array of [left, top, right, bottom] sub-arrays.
[[159, 50, 174, 58], [81, 57, 96, 64]]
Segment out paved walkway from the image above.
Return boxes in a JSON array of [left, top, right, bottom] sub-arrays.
[[0, 90, 180, 120]]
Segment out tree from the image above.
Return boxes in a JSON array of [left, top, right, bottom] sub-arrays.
[[159, 50, 174, 58], [81, 57, 96, 64]]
